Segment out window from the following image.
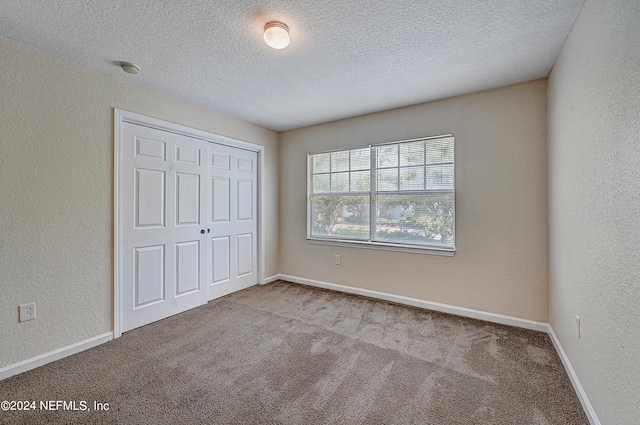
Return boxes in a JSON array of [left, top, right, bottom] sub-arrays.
[[308, 135, 455, 252]]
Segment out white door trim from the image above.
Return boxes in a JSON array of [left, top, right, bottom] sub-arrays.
[[114, 109, 266, 338]]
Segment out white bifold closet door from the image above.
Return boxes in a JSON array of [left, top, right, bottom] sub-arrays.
[[119, 122, 257, 333], [207, 143, 258, 300]]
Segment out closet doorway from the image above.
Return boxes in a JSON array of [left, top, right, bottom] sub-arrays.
[[114, 110, 262, 336]]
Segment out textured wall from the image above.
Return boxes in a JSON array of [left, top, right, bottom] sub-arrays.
[[0, 37, 279, 368], [280, 81, 549, 322], [548, 0, 640, 423]]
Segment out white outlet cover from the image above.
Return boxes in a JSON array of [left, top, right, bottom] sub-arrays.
[[19, 302, 36, 322]]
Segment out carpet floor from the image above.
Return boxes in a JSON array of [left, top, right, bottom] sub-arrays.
[[0, 280, 588, 424]]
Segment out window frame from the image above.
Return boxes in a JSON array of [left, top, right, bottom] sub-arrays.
[[307, 134, 455, 255]]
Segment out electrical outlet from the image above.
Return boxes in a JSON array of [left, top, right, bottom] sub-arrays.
[[575, 315, 580, 339], [19, 302, 36, 323], [335, 254, 341, 265]]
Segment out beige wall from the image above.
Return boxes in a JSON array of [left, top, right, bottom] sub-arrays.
[[280, 80, 549, 322], [0, 37, 279, 368], [548, 0, 640, 423], [5, 6, 638, 421]]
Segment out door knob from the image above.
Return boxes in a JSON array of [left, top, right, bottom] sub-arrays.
[[200, 229, 205, 234]]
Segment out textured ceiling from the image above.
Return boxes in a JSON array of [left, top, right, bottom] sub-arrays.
[[0, 0, 583, 131]]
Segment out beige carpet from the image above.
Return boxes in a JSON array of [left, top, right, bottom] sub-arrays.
[[1, 280, 588, 424]]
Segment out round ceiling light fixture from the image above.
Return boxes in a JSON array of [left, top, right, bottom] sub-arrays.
[[263, 22, 290, 49], [120, 62, 140, 74]]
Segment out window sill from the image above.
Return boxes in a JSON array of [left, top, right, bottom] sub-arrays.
[[306, 238, 455, 256]]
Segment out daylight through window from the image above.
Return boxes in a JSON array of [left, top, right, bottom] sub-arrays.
[[308, 135, 455, 251]]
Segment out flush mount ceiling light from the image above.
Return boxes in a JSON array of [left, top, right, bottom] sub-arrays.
[[263, 22, 290, 49], [120, 62, 140, 74]]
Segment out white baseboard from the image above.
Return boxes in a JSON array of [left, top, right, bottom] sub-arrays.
[[0, 332, 113, 381], [261, 274, 281, 285], [277, 274, 548, 332], [547, 326, 601, 425]]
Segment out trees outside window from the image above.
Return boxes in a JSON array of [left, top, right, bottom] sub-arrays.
[[308, 136, 455, 251]]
